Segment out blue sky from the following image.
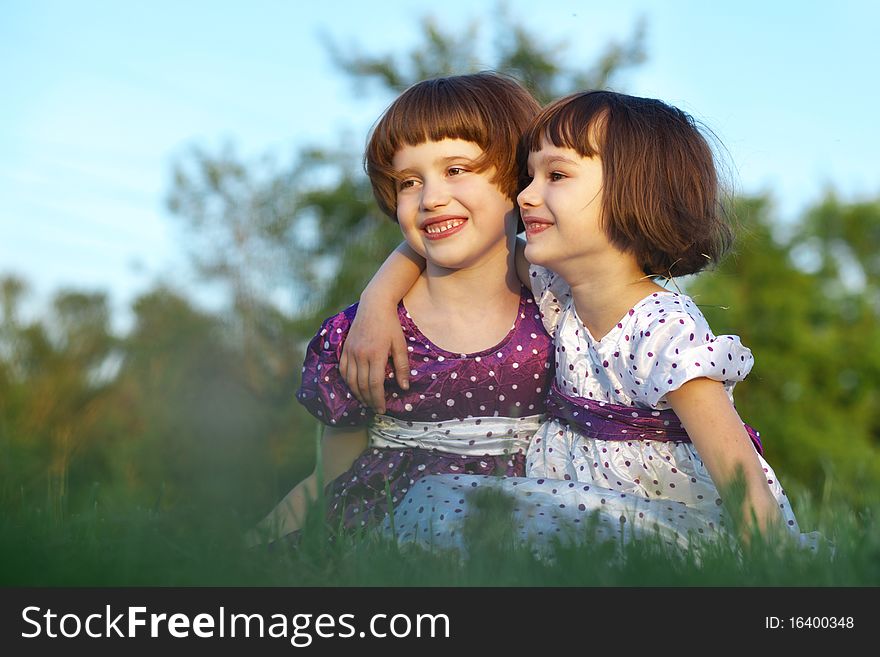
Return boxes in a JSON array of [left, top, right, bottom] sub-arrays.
[[2, 0, 878, 329]]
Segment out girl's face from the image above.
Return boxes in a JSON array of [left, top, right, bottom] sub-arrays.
[[393, 139, 515, 271], [518, 139, 610, 274]]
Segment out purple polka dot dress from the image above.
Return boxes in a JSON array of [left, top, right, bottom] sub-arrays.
[[388, 266, 819, 554], [296, 285, 554, 531]]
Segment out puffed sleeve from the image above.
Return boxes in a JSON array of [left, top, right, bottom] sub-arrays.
[[636, 295, 754, 408], [528, 264, 572, 337], [295, 305, 372, 426]]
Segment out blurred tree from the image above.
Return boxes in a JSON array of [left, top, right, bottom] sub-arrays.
[[166, 9, 647, 343], [0, 282, 118, 519], [325, 13, 646, 104], [104, 287, 309, 518], [690, 196, 880, 508]]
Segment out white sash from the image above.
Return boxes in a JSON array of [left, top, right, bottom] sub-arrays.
[[368, 414, 542, 456]]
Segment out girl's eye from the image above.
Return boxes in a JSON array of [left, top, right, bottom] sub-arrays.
[[549, 171, 566, 182], [447, 166, 466, 176], [399, 179, 418, 190]]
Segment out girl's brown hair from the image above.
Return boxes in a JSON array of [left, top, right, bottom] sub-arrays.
[[366, 72, 540, 219], [521, 91, 733, 277]]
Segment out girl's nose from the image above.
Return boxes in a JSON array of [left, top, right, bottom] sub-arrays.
[[420, 178, 450, 210], [517, 179, 540, 208]]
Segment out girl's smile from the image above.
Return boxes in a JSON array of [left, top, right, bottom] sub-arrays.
[[421, 214, 468, 239], [522, 216, 554, 238], [393, 138, 514, 271]]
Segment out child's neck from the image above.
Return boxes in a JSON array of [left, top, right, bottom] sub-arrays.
[[404, 243, 521, 353], [558, 252, 665, 341], [424, 253, 518, 305]]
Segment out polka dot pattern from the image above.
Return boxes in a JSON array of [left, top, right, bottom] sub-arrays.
[[325, 449, 526, 531], [530, 265, 753, 410], [387, 473, 734, 555], [524, 264, 808, 546], [297, 285, 554, 425], [297, 285, 553, 532]]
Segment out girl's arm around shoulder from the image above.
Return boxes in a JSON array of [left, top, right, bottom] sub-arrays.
[[246, 426, 368, 545], [340, 242, 425, 413], [664, 378, 785, 543]]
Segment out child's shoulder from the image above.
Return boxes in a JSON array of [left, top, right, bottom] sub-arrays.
[[324, 301, 361, 328], [627, 291, 724, 357], [312, 301, 405, 341], [299, 302, 375, 427], [308, 301, 400, 360], [632, 291, 711, 332], [625, 292, 753, 405], [308, 304, 358, 351]]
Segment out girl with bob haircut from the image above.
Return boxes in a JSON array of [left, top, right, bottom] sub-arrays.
[[365, 72, 539, 221], [250, 72, 556, 544], [346, 90, 818, 551], [521, 90, 732, 278]]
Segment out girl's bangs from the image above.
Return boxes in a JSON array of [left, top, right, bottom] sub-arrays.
[[523, 94, 607, 157]]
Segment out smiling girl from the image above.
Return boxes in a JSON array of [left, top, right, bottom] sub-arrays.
[[250, 73, 554, 543]]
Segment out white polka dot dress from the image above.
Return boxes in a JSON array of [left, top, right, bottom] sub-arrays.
[[384, 263, 819, 554], [524, 264, 806, 541], [382, 268, 818, 555]]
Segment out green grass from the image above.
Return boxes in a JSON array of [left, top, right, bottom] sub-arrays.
[[1, 478, 877, 587]]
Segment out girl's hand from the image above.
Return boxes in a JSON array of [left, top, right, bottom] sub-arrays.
[[339, 241, 424, 412], [340, 302, 410, 413]]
